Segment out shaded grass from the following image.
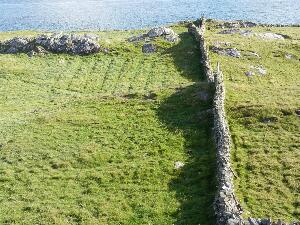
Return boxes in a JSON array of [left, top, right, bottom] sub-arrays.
[[0, 26, 216, 224], [206, 22, 300, 221]]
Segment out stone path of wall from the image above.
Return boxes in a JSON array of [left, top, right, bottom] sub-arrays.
[[189, 18, 300, 225], [188, 19, 214, 83]]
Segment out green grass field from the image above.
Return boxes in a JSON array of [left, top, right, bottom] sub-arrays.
[[206, 21, 300, 222], [0, 26, 217, 224]]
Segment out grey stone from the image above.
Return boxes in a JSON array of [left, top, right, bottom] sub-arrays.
[[142, 43, 156, 53], [213, 41, 231, 47], [0, 33, 102, 55], [227, 218, 241, 225], [247, 51, 260, 58], [218, 29, 241, 34], [165, 34, 179, 42], [5, 37, 34, 52], [217, 21, 257, 29], [256, 67, 267, 75], [174, 161, 184, 169], [127, 34, 147, 42], [285, 53, 293, 59], [27, 50, 35, 57], [248, 218, 260, 225], [6, 46, 19, 54], [211, 46, 241, 58], [257, 33, 285, 40], [250, 65, 267, 75], [260, 117, 278, 123], [147, 27, 175, 37], [261, 218, 272, 225], [35, 33, 101, 55], [245, 71, 255, 77], [240, 30, 254, 37]]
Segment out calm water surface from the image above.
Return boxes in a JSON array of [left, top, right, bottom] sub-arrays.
[[0, 0, 299, 31]]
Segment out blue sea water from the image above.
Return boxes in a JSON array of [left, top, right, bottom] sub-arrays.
[[0, 0, 299, 31]]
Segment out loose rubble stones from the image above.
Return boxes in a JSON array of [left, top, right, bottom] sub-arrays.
[[0, 33, 102, 55], [211, 46, 241, 58], [217, 21, 257, 29]]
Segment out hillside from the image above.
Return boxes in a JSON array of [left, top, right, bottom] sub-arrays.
[[0, 27, 216, 224], [206, 20, 300, 222]]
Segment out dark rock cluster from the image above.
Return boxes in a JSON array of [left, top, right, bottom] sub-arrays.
[[216, 21, 257, 29], [142, 43, 156, 53], [210, 46, 241, 58], [0, 33, 102, 56]]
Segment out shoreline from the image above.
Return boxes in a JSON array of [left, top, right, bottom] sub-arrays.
[[1, 18, 300, 33]]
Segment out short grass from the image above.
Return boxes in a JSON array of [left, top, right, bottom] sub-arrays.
[[0, 26, 216, 224], [206, 21, 300, 222]]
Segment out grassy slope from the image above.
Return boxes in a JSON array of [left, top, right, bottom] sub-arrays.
[[206, 22, 300, 221], [0, 26, 216, 224]]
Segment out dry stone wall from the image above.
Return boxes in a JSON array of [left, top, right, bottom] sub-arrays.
[[188, 19, 214, 83], [213, 65, 244, 225], [189, 18, 300, 225]]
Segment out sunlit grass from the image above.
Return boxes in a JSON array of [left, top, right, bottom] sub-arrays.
[[206, 22, 300, 222], [0, 26, 216, 224]]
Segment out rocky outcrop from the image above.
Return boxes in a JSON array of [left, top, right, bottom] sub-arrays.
[[0, 33, 103, 55], [128, 27, 179, 43]]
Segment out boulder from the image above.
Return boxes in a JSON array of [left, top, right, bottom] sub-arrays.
[[245, 71, 255, 77], [147, 27, 175, 37], [128, 27, 178, 43], [0, 37, 34, 54], [165, 34, 179, 42], [142, 43, 156, 53]]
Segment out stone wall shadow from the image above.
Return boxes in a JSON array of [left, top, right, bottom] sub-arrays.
[[157, 83, 216, 225], [162, 32, 205, 82]]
